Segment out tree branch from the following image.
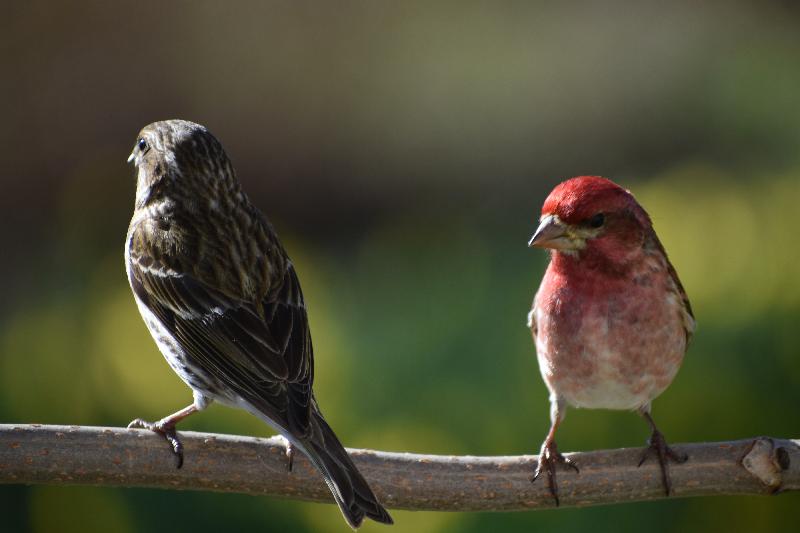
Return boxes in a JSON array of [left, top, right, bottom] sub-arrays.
[[0, 424, 796, 511]]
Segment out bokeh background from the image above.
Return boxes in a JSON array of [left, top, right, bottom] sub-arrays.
[[2, 1, 799, 532]]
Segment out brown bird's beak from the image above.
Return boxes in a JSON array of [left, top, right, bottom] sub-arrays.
[[127, 151, 136, 164], [528, 214, 573, 249]]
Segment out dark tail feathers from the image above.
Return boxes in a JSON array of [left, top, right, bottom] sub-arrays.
[[301, 411, 393, 529]]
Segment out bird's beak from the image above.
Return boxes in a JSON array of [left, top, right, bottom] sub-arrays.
[[528, 214, 573, 249], [127, 151, 136, 164]]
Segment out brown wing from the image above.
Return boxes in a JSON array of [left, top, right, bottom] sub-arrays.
[[646, 231, 696, 344], [129, 235, 314, 437]]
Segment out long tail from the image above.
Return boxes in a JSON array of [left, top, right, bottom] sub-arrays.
[[299, 410, 393, 529]]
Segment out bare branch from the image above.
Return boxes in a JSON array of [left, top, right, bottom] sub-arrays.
[[0, 424, 796, 511]]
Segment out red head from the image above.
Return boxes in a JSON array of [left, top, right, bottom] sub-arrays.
[[529, 176, 653, 269]]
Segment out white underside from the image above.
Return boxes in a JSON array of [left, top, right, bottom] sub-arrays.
[[533, 305, 680, 412]]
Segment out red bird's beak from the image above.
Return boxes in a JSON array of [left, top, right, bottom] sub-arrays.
[[528, 214, 573, 250]]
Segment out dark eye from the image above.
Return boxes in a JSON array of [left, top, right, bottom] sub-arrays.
[[137, 138, 147, 151], [588, 213, 605, 228]]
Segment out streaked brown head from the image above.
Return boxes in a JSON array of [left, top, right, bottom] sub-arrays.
[[127, 120, 238, 209]]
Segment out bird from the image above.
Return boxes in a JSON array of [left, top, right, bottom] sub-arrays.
[[124, 119, 392, 528], [527, 176, 694, 505]]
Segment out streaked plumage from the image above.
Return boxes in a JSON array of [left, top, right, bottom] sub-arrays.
[[528, 176, 693, 504], [125, 119, 392, 528]]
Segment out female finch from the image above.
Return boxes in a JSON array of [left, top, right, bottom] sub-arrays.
[[125, 120, 392, 528], [528, 176, 694, 504]]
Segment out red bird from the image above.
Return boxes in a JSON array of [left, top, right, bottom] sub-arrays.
[[528, 176, 694, 505]]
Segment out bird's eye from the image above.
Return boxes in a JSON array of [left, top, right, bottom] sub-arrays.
[[137, 138, 147, 151], [588, 213, 605, 228]]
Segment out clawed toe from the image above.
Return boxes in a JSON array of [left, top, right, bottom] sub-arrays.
[[532, 440, 578, 506], [285, 440, 295, 473], [667, 446, 688, 464], [638, 428, 686, 495], [127, 418, 150, 430], [273, 435, 295, 472], [127, 417, 184, 469], [563, 456, 580, 473]]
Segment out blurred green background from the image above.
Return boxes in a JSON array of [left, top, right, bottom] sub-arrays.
[[1, 1, 799, 531]]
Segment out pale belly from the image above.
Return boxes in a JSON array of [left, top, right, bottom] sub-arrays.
[[534, 288, 686, 411], [133, 295, 203, 388]]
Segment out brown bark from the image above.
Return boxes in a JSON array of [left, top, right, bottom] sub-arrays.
[[0, 424, 796, 511]]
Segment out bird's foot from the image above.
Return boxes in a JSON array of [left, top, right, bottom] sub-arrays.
[[531, 439, 579, 506], [128, 417, 184, 469], [276, 436, 295, 472], [637, 428, 687, 496]]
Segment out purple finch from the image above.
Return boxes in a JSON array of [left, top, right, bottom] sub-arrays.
[[125, 119, 392, 528], [528, 176, 694, 504]]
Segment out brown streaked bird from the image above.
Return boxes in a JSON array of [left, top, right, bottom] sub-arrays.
[[527, 176, 694, 505], [125, 119, 392, 528]]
